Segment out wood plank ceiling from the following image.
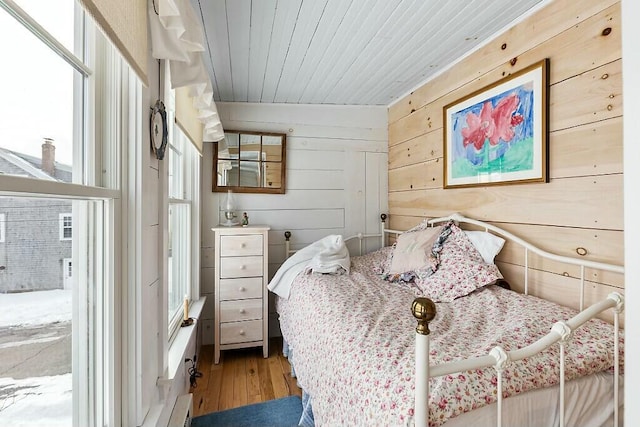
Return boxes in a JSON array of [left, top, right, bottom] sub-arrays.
[[192, 0, 546, 106]]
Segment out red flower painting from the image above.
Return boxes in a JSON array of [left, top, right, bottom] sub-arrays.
[[460, 93, 523, 151], [444, 59, 547, 188]]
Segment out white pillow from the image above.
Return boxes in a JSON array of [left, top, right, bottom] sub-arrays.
[[463, 231, 505, 264]]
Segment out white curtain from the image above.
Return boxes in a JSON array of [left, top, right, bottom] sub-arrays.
[[148, 0, 224, 143]]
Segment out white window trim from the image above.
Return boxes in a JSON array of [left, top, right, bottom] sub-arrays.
[[0, 3, 141, 426], [167, 199, 194, 341], [159, 60, 202, 397], [59, 213, 73, 241], [0, 1, 91, 77], [0, 213, 5, 243], [63, 257, 73, 289]]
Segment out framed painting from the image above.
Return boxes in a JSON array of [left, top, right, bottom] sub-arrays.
[[443, 58, 549, 189]]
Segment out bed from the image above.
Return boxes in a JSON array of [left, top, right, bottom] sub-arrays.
[[269, 213, 624, 427]]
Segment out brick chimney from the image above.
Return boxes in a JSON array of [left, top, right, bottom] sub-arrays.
[[41, 138, 55, 176]]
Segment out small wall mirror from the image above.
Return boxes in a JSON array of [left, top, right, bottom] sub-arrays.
[[213, 130, 286, 194]]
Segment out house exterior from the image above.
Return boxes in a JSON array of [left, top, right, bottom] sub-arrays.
[[0, 140, 72, 292]]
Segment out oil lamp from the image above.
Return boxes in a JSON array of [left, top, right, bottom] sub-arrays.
[[220, 190, 239, 226]]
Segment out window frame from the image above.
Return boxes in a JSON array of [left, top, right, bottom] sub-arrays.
[[163, 61, 201, 343], [167, 125, 200, 341], [0, 2, 141, 426], [59, 212, 73, 240]]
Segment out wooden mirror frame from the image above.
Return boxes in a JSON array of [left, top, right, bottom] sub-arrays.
[[212, 130, 287, 194]]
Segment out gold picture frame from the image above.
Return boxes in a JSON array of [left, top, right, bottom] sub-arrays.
[[443, 59, 549, 189]]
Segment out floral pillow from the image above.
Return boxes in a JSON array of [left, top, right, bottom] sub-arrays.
[[414, 224, 503, 302]]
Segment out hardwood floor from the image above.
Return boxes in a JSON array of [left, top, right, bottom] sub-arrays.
[[189, 337, 302, 417]]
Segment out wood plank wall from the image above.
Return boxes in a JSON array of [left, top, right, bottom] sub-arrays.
[[387, 0, 623, 318]]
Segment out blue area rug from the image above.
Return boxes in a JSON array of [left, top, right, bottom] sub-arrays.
[[192, 395, 302, 427]]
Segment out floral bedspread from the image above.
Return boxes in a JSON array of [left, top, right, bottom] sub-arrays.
[[275, 248, 624, 427]]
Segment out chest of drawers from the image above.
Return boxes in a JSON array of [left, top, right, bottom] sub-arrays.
[[212, 225, 270, 364]]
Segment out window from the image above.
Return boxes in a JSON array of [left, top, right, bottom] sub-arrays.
[[167, 125, 200, 338], [0, 1, 77, 182], [0, 2, 141, 426], [165, 73, 201, 339], [59, 213, 72, 240]]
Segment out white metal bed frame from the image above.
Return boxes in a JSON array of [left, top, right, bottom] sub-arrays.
[[283, 212, 625, 427]]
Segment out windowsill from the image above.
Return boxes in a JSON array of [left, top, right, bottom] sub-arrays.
[[160, 296, 206, 385]]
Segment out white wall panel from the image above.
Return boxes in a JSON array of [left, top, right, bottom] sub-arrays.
[[200, 294, 215, 320], [200, 102, 388, 337], [221, 119, 387, 142], [143, 166, 159, 227], [142, 224, 159, 287], [201, 266, 215, 294], [365, 151, 389, 253], [288, 136, 387, 153], [259, 208, 345, 231], [219, 102, 388, 140], [200, 319, 215, 346], [287, 169, 344, 190], [343, 150, 366, 238], [224, 102, 386, 127], [229, 189, 345, 210], [201, 247, 215, 268], [287, 150, 345, 170], [140, 280, 159, 422]]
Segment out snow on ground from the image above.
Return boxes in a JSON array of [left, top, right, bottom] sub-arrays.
[[0, 289, 71, 327], [0, 374, 71, 427], [0, 290, 72, 425]]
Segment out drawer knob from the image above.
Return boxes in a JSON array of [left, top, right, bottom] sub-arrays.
[[239, 308, 246, 314], [240, 265, 246, 270], [239, 286, 246, 292], [239, 330, 245, 335], [241, 243, 246, 248]]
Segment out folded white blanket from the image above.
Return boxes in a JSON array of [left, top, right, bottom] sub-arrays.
[[304, 235, 350, 275], [268, 234, 350, 299]]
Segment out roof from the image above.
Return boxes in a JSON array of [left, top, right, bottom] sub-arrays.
[[0, 148, 72, 183]]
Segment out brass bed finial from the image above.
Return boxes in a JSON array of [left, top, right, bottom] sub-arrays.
[[412, 297, 436, 336]]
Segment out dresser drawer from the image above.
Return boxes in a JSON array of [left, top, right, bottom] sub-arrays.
[[220, 234, 263, 257], [212, 226, 270, 364], [219, 277, 263, 300], [220, 319, 263, 344], [220, 299, 262, 322], [220, 256, 263, 278]]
